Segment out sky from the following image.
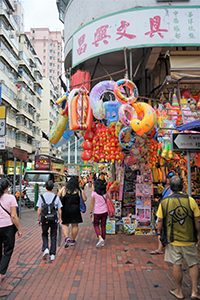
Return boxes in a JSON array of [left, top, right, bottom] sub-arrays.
[[22, 0, 64, 32]]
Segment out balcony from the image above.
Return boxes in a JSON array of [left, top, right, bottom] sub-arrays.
[[6, 136, 16, 148], [16, 140, 32, 154]]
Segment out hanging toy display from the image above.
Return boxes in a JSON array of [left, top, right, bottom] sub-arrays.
[[49, 109, 68, 144], [113, 79, 138, 105], [119, 126, 136, 150], [103, 101, 121, 126], [93, 100, 106, 120]]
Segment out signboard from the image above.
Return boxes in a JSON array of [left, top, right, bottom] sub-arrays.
[[0, 106, 6, 136], [13, 147, 27, 160], [0, 137, 5, 150], [171, 133, 200, 151], [35, 155, 51, 170], [72, 6, 200, 67]]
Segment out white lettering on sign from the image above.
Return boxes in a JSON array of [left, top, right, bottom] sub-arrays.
[[0, 119, 5, 136], [0, 137, 6, 150]]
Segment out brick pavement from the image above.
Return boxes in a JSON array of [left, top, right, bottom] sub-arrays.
[[0, 187, 198, 300]]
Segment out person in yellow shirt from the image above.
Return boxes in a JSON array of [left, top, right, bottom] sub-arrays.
[[157, 176, 200, 300]]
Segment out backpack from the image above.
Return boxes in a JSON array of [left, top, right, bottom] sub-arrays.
[[40, 194, 58, 225]]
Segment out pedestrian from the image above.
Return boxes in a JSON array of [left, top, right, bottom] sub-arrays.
[[58, 176, 87, 248], [150, 170, 175, 255], [0, 178, 22, 283], [37, 180, 62, 261], [90, 179, 108, 247], [157, 175, 200, 299]]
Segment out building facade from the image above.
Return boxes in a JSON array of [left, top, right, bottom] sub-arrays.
[[25, 28, 63, 92]]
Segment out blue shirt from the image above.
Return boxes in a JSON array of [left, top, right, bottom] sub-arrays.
[[162, 184, 172, 199]]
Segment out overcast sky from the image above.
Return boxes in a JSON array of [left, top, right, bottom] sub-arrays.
[[22, 0, 64, 31]]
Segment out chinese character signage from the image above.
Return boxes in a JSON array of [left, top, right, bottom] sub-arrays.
[[72, 6, 200, 67]]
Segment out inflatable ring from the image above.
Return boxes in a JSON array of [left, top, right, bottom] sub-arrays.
[[114, 79, 138, 105], [119, 126, 136, 150], [131, 102, 156, 136], [118, 104, 137, 126], [89, 80, 125, 110], [115, 120, 124, 137]]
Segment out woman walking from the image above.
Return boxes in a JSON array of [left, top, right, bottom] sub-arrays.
[[0, 178, 22, 282], [90, 179, 108, 247], [58, 176, 87, 247]]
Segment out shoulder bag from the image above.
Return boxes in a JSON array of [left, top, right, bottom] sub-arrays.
[[102, 194, 115, 217], [0, 203, 18, 233], [79, 190, 86, 213]]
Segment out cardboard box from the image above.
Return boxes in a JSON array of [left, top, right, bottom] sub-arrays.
[[106, 220, 116, 234]]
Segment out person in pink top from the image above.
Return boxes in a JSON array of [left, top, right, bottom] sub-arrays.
[[90, 179, 108, 247], [0, 178, 22, 283]]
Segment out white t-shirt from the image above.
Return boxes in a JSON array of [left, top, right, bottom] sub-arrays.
[[37, 192, 62, 209]]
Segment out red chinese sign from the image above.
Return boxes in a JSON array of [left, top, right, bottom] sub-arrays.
[[116, 21, 136, 40], [145, 15, 168, 38], [92, 25, 111, 47]]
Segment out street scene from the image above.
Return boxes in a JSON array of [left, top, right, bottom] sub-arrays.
[[0, 187, 198, 300]]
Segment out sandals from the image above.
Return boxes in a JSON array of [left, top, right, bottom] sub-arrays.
[[150, 250, 164, 255]]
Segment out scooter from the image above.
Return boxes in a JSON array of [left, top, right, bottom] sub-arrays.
[[15, 185, 34, 209]]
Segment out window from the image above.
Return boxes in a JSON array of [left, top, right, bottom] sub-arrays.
[[53, 70, 55, 73], [44, 36, 46, 39], [50, 76, 52, 79], [50, 63, 52, 66], [58, 52, 60, 56], [57, 65, 59, 69], [50, 56, 52, 60], [50, 50, 52, 53], [53, 64, 55, 67], [53, 44, 55, 47], [57, 72, 59, 75], [33, 30, 35, 33], [44, 43, 46, 46], [53, 57, 55, 60], [43, 69, 45, 73], [43, 62, 45, 65], [50, 43, 52, 46], [58, 59, 60, 62], [50, 70, 52, 73], [43, 49, 46, 53], [43, 56, 46, 59], [58, 46, 60, 50], [53, 51, 55, 54]]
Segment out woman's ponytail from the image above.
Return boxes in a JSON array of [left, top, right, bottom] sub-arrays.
[[0, 178, 11, 198]]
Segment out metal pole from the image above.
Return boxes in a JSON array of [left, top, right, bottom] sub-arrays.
[[13, 157, 16, 196], [129, 50, 132, 81], [68, 140, 70, 164], [19, 159, 22, 219], [75, 136, 77, 164], [187, 151, 191, 197]]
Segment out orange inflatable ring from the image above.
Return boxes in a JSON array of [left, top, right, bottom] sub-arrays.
[[113, 79, 138, 105], [130, 102, 156, 136]]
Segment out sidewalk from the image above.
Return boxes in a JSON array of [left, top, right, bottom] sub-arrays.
[[0, 188, 197, 300]]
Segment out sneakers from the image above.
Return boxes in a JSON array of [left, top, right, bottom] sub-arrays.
[[70, 240, 76, 246], [50, 254, 55, 261], [96, 237, 104, 248], [64, 237, 70, 248], [43, 248, 49, 260], [101, 241, 105, 247], [0, 274, 6, 283]]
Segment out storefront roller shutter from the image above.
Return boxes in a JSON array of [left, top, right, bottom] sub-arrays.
[[170, 52, 200, 80]]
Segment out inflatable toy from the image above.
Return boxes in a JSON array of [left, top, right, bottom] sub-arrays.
[[54, 120, 73, 148], [93, 100, 106, 120], [55, 92, 69, 115], [130, 102, 156, 136], [119, 126, 136, 150], [114, 79, 138, 105], [118, 104, 137, 126], [104, 101, 121, 126], [115, 120, 124, 137], [49, 109, 68, 144], [89, 80, 117, 110], [70, 89, 93, 131]]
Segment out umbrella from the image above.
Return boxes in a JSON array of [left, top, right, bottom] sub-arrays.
[[176, 119, 200, 132]]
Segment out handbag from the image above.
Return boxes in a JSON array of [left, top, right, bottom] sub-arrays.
[[0, 203, 18, 233], [79, 191, 86, 213], [103, 194, 115, 217]]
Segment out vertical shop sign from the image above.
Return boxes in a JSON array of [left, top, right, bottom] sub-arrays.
[[0, 106, 6, 136]]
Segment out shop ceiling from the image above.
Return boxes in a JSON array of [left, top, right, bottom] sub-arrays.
[[67, 46, 200, 91]]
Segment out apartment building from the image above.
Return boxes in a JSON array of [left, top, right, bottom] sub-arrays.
[[25, 28, 62, 93], [0, 0, 62, 175]]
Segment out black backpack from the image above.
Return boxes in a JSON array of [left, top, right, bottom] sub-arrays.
[[40, 194, 58, 225]]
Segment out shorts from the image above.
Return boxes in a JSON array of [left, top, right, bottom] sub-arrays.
[[165, 243, 199, 267]]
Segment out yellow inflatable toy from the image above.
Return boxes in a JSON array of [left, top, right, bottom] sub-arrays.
[[130, 102, 156, 136], [49, 108, 68, 144]]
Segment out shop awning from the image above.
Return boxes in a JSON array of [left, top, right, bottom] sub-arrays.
[[170, 52, 200, 80], [176, 119, 200, 132]]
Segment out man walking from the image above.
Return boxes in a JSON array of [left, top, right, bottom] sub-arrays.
[[37, 180, 62, 261], [157, 176, 200, 299]]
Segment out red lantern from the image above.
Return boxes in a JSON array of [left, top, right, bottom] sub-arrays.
[[83, 130, 94, 141], [81, 151, 92, 161], [81, 140, 93, 150]]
